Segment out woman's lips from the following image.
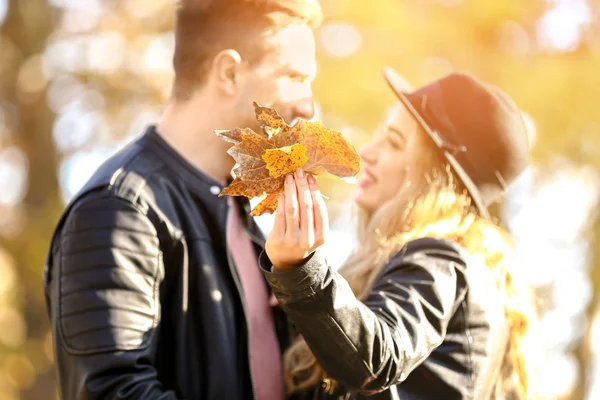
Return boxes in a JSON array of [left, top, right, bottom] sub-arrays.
[[359, 170, 376, 188]]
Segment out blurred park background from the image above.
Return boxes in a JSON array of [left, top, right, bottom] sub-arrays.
[[1, 0, 600, 398]]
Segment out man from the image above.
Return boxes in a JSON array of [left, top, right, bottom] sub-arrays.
[[43, 0, 322, 398]]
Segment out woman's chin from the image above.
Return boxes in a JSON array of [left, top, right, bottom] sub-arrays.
[[354, 191, 373, 213], [353, 189, 365, 204]]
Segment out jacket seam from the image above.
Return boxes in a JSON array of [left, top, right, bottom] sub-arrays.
[[61, 226, 159, 238], [311, 285, 377, 388], [67, 204, 139, 213], [62, 323, 151, 340], [59, 264, 155, 282], [60, 285, 155, 299], [61, 304, 156, 319], [461, 299, 475, 400], [108, 150, 167, 210], [151, 251, 163, 338], [57, 235, 162, 356], [60, 244, 158, 258]]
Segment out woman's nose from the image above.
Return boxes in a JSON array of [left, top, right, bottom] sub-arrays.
[[359, 141, 376, 164]]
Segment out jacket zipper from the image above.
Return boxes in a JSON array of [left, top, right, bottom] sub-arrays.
[[226, 207, 256, 400]]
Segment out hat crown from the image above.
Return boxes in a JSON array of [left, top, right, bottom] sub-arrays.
[[405, 72, 530, 205]]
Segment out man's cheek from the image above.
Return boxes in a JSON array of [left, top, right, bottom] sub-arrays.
[[277, 80, 308, 103]]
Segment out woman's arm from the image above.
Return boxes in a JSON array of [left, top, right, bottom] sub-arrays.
[[263, 169, 469, 393], [262, 237, 468, 393]]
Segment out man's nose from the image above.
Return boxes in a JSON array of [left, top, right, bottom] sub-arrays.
[[291, 97, 315, 121]]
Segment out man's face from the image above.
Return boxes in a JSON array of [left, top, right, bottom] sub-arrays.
[[236, 24, 317, 130]]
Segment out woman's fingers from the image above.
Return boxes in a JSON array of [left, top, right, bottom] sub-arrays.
[[284, 173, 300, 240], [295, 169, 314, 247], [271, 193, 286, 239], [308, 174, 328, 246], [266, 172, 325, 269]]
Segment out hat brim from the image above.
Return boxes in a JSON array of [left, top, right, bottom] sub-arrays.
[[383, 67, 491, 220]]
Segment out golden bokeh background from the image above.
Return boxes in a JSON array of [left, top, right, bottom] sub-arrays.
[[1, 0, 600, 398]]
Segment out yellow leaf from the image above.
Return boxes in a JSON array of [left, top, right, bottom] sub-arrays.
[[216, 103, 360, 216], [262, 144, 308, 178]]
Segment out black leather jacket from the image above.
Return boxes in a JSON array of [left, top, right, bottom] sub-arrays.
[[44, 127, 292, 399], [260, 238, 510, 400], [44, 126, 509, 400]]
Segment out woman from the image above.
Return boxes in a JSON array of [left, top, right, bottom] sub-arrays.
[[260, 69, 539, 399]]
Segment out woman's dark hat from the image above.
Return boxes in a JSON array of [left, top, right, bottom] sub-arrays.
[[383, 67, 530, 219]]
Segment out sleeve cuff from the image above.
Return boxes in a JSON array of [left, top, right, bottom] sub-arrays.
[[259, 250, 329, 296]]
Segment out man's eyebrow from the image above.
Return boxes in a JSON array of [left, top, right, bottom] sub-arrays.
[[290, 69, 310, 77], [281, 64, 316, 79]]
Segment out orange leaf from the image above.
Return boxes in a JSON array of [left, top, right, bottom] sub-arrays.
[[254, 102, 287, 135], [219, 177, 258, 198], [250, 188, 284, 217], [216, 103, 360, 216], [293, 120, 360, 177]]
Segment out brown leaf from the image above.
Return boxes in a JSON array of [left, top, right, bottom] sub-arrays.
[[216, 103, 360, 216], [219, 177, 258, 198], [254, 102, 287, 135], [237, 165, 284, 196], [215, 127, 259, 144], [226, 131, 272, 172]]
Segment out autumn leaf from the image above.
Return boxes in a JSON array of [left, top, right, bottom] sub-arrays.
[[217, 102, 360, 216], [262, 144, 309, 178], [219, 176, 258, 198], [251, 188, 284, 216], [215, 127, 262, 143], [292, 120, 361, 177]]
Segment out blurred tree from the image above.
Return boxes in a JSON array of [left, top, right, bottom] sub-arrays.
[[0, 0, 62, 399], [1, 0, 600, 399]]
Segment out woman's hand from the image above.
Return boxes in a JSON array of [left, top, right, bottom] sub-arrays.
[[265, 168, 329, 272]]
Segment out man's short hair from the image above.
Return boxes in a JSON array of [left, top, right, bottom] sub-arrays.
[[172, 0, 323, 101]]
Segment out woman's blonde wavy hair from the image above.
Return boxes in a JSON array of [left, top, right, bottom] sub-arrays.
[[283, 121, 541, 399]]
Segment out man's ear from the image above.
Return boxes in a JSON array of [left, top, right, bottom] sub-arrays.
[[211, 49, 243, 96]]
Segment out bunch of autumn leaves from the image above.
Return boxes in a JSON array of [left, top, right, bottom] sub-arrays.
[[216, 103, 360, 216]]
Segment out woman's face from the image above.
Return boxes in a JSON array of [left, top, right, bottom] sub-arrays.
[[355, 101, 423, 214]]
